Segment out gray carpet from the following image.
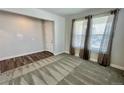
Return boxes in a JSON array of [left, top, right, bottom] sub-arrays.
[[0, 53, 124, 85]]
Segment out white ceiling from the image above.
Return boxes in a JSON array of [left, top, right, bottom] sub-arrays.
[[40, 8, 88, 16]]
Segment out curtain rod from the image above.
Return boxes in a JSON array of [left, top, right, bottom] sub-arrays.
[[73, 8, 120, 21]]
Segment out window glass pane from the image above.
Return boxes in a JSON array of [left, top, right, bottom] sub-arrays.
[[72, 20, 87, 48], [89, 16, 109, 52]]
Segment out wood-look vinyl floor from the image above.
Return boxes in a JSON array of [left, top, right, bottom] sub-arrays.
[[0, 53, 124, 85]]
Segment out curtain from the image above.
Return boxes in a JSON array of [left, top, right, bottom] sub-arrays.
[[70, 19, 75, 55], [98, 9, 120, 66], [79, 16, 92, 60], [70, 9, 119, 66], [70, 19, 88, 56], [89, 15, 110, 62]]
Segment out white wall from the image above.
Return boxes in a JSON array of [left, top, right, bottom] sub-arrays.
[[111, 9, 124, 70], [43, 21, 54, 52], [65, 8, 124, 70], [0, 11, 44, 60], [0, 8, 65, 60]]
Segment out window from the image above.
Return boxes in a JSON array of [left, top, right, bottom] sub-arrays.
[[89, 15, 109, 52], [70, 10, 118, 66], [72, 20, 87, 48]]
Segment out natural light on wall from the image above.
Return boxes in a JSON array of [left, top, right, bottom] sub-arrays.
[[0, 11, 44, 60], [16, 17, 34, 30]]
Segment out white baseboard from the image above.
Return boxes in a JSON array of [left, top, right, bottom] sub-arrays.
[[111, 64, 124, 71], [64, 51, 69, 54], [0, 50, 44, 61], [54, 51, 65, 55]]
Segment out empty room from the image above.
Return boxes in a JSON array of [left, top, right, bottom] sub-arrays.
[[0, 8, 124, 85]]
